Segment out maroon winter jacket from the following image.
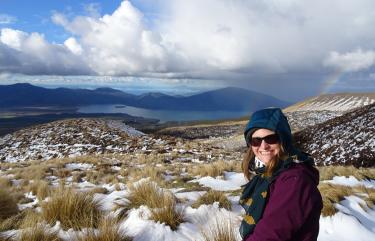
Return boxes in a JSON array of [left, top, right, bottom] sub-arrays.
[[245, 163, 323, 241]]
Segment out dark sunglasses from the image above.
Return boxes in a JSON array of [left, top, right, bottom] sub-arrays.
[[250, 133, 279, 147]]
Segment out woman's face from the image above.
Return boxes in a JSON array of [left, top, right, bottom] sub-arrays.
[[250, 129, 281, 165]]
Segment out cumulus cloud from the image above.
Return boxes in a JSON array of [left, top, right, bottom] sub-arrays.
[[1, 0, 375, 84], [0, 28, 92, 75], [323, 49, 375, 72]]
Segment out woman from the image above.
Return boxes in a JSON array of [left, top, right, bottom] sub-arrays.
[[239, 107, 322, 241]]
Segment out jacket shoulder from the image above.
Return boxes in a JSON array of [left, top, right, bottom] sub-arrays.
[[276, 163, 320, 185]]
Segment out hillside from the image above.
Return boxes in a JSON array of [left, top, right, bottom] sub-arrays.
[[0, 83, 289, 111], [284, 93, 375, 112], [0, 118, 241, 164], [294, 102, 375, 167], [283, 93, 375, 131]]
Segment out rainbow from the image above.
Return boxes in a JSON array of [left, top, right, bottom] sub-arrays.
[[319, 69, 345, 94]]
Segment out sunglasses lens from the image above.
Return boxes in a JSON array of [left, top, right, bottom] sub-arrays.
[[250, 134, 279, 146], [264, 134, 279, 144], [250, 137, 262, 146]]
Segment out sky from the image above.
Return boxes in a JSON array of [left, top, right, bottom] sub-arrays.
[[1, 0, 375, 101]]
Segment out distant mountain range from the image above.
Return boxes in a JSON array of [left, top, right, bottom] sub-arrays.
[[0, 83, 290, 111]]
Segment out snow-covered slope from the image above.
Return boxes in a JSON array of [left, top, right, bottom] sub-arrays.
[[284, 93, 375, 112], [0, 118, 241, 163], [283, 93, 375, 132], [294, 103, 375, 167], [0, 119, 145, 162]]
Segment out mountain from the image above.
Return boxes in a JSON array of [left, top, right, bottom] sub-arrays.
[[294, 102, 375, 167], [0, 83, 289, 111]]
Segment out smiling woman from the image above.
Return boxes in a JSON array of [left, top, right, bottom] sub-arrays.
[[240, 108, 323, 241]]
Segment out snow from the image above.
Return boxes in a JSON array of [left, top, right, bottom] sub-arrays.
[[191, 172, 247, 191], [65, 163, 94, 170], [319, 210, 375, 241], [324, 176, 375, 189]]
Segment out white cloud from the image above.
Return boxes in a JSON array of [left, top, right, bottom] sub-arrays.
[[64, 37, 83, 55], [0, 28, 91, 75], [0, 14, 17, 24], [2, 0, 375, 82], [323, 49, 375, 72]]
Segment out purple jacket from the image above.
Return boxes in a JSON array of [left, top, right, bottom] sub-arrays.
[[245, 163, 322, 241]]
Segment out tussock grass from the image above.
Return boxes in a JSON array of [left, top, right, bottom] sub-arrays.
[[319, 183, 375, 216], [27, 180, 51, 201], [188, 160, 239, 178], [0, 177, 12, 188], [18, 210, 61, 241], [319, 183, 354, 216], [0, 188, 19, 221], [201, 217, 238, 241], [115, 181, 185, 229], [9, 162, 49, 181], [168, 176, 210, 192], [0, 211, 25, 232], [76, 217, 132, 241], [19, 226, 62, 241], [115, 181, 165, 219], [89, 187, 109, 195], [319, 165, 375, 181], [149, 194, 185, 231], [41, 187, 103, 230], [192, 190, 232, 210], [128, 166, 165, 185]]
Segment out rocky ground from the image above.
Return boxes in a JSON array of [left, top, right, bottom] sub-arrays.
[[0, 118, 242, 164], [294, 102, 375, 167]]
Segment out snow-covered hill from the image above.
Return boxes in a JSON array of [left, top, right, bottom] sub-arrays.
[[294, 103, 375, 167], [282, 93, 375, 132], [285, 93, 375, 112], [0, 118, 240, 163]]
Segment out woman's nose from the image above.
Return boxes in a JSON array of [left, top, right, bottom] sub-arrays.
[[260, 140, 270, 149]]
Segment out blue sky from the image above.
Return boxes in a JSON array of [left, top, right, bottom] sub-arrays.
[[1, 0, 375, 101]]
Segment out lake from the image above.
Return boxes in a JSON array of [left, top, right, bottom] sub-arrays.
[[77, 104, 250, 123]]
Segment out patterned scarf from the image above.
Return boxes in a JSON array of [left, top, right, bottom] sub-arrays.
[[239, 155, 313, 239]]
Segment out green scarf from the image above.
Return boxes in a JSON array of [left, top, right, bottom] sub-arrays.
[[239, 155, 313, 239]]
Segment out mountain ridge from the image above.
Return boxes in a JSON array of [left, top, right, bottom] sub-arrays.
[[0, 83, 290, 111]]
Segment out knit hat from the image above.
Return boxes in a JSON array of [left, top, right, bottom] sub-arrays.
[[244, 107, 298, 156]]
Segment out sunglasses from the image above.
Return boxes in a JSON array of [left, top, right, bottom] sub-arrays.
[[250, 133, 279, 147]]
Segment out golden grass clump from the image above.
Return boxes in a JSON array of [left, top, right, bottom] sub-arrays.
[[127, 166, 165, 185], [0, 177, 12, 188], [18, 226, 62, 241], [88, 187, 109, 195], [115, 181, 185, 230], [41, 187, 103, 230], [0, 211, 25, 232], [189, 160, 239, 178], [0, 188, 19, 221], [149, 194, 185, 231], [17, 210, 62, 241], [13, 163, 49, 181], [201, 217, 238, 241], [115, 181, 165, 217], [319, 183, 356, 216], [319, 165, 375, 181], [76, 217, 132, 241], [27, 180, 51, 201], [192, 190, 232, 210]]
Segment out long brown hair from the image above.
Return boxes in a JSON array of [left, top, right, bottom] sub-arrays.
[[242, 144, 287, 180]]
